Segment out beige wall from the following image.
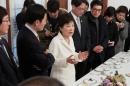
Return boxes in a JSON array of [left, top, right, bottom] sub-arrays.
[[0, 0, 6, 8], [108, 0, 130, 9]]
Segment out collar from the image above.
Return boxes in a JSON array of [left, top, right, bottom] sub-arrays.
[[57, 32, 71, 41], [71, 11, 79, 21], [25, 24, 39, 40], [71, 11, 81, 25]]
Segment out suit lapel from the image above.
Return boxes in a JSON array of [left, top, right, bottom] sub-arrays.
[[69, 13, 81, 37], [0, 38, 17, 68], [24, 26, 40, 43]]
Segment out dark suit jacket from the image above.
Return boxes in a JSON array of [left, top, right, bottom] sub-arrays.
[[69, 12, 90, 79], [105, 20, 119, 59], [85, 12, 108, 63], [17, 26, 55, 79], [0, 38, 23, 86], [69, 12, 90, 52]]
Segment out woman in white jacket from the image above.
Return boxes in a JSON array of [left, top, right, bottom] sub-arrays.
[[48, 14, 88, 86]]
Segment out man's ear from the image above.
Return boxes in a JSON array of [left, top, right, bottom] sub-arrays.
[[34, 20, 40, 26]]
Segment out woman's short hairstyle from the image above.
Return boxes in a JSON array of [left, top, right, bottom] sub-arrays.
[[58, 13, 74, 28], [25, 4, 47, 24], [0, 6, 7, 24], [116, 5, 128, 15], [18, 76, 64, 86]]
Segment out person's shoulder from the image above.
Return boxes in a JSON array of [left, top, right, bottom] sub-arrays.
[[18, 26, 27, 33], [51, 35, 59, 42], [18, 26, 31, 38], [59, 8, 68, 16]]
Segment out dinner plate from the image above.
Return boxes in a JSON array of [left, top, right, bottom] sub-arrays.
[[83, 78, 97, 85], [114, 61, 121, 65], [125, 73, 130, 77], [95, 67, 103, 72], [114, 65, 121, 69], [78, 83, 88, 86], [104, 61, 113, 65], [104, 67, 111, 71], [121, 59, 129, 63]]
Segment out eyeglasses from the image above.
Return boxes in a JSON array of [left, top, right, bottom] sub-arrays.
[[92, 8, 102, 12]]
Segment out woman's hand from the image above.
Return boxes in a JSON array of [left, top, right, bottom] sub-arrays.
[[78, 51, 89, 61], [67, 55, 78, 64]]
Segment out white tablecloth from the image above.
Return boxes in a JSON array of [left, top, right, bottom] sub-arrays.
[[74, 51, 130, 86]]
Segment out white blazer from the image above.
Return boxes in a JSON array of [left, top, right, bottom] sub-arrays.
[[49, 32, 78, 86]]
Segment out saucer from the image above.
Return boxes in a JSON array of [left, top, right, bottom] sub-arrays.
[[125, 73, 130, 77], [121, 59, 129, 63], [95, 67, 103, 72], [104, 67, 111, 71], [78, 83, 88, 86], [83, 78, 97, 85], [114, 65, 121, 69], [114, 62, 121, 65], [104, 61, 112, 65]]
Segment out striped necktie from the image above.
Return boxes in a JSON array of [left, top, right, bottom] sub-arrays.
[[76, 17, 81, 36]]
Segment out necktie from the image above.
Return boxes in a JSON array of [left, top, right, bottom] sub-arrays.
[[0, 38, 18, 66], [76, 17, 81, 36], [0, 43, 11, 61]]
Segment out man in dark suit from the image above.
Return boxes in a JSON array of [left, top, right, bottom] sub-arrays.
[[0, 6, 23, 86], [85, 0, 108, 70], [69, 0, 90, 80], [17, 4, 55, 79]]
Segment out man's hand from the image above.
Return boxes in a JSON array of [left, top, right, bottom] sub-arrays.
[[93, 45, 103, 53]]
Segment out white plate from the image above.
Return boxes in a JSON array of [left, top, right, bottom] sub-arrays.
[[104, 67, 111, 71], [83, 78, 97, 85], [78, 83, 88, 86], [104, 61, 112, 65], [125, 73, 130, 77], [114, 65, 121, 69], [113, 61, 121, 65], [121, 59, 129, 63], [95, 67, 103, 72]]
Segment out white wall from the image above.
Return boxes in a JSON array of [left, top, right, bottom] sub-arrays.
[[108, 0, 130, 9], [67, 0, 72, 12], [0, 0, 6, 8]]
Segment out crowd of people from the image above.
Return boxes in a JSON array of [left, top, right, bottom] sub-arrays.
[[0, 0, 130, 86]]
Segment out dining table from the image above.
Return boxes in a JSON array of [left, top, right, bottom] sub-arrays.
[[74, 51, 130, 86]]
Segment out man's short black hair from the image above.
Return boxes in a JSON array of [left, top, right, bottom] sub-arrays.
[[104, 6, 115, 17], [47, 0, 60, 13], [90, 0, 103, 9], [71, 0, 89, 7], [25, 4, 47, 24]]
